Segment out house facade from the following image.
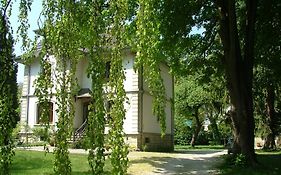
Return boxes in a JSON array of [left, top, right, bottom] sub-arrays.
[[19, 51, 174, 151]]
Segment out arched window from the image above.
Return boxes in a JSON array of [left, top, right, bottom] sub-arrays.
[[37, 102, 54, 124]]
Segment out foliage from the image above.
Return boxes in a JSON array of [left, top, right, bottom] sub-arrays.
[[195, 131, 212, 145], [28, 1, 80, 174], [253, 0, 281, 149], [152, 0, 258, 163], [18, 0, 134, 174], [106, 1, 130, 174], [175, 73, 229, 146], [84, 0, 107, 173], [0, 2, 19, 174], [234, 154, 247, 167], [134, 0, 167, 137], [16, 0, 281, 171], [174, 115, 193, 145], [32, 127, 55, 142]]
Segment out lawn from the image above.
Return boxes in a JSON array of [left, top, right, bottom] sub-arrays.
[[218, 150, 281, 175], [11, 150, 112, 175], [174, 144, 225, 150]]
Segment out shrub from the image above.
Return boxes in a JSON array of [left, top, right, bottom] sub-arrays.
[[234, 154, 247, 167], [32, 127, 49, 141], [195, 130, 212, 145], [174, 125, 193, 145]]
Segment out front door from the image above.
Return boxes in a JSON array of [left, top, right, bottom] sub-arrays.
[[82, 102, 89, 122]]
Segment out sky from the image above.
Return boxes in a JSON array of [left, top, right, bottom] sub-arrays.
[[10, 0, 43, 83]]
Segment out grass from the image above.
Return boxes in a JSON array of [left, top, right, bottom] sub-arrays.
[[11, 150, 112, 175], [218, 150, 281, 175]]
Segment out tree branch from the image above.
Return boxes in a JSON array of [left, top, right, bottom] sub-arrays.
[[3, 0, 12, 17]]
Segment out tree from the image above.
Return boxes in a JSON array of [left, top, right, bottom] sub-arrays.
[[0, 2, 19, 174], [175, 73, 227, 146], [175, 76, 208, 146], [253, 0, 281, 149], [147, 0, 258, 164]]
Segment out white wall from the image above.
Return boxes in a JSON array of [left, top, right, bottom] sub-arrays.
[[141, 62, 173, 134], [143, 63, 173, 99], [22, 52, 173, 137], [142, 93, 172, 134], [123, 93, 139, 134], [73, 99, 87, 129], [76, 53, 138, 91], [160, 64, 173, 99], [80, 58, 91, 89], [29, 60, 40, 95], [123, 55, 139, 92], [26, 96, 57, 128], [75, 58, 83, 87]]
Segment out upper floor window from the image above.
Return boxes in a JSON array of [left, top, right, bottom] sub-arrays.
[[105, 61, 111, 79], [105, 100, 113, 124], [37, 102, 54, 124]]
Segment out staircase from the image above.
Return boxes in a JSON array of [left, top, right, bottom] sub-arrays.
[[73, 120, 87, 142]]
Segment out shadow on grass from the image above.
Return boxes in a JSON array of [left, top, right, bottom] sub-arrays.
[[128, 150, 224, 174], [219, 153, 281, 175]]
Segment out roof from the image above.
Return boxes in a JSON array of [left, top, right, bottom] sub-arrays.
[[76, 88, 91, 98]]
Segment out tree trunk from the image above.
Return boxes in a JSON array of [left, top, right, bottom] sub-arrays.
[[190, 108, 202, 147], [216, 0, 257, 165], [263, 86, 276, 149]]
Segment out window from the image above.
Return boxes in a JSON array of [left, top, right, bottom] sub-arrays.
[[105, 61, 111, 79], [37, 102, 54, 124]]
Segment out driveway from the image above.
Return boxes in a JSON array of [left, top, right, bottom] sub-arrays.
[[128, 150, 227, 175]]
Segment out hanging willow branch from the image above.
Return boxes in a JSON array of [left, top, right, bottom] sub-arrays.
[[136, 0, 167, 136], [84, 0, 107, 174], [105, 0, 130, 174], [17, 0, 169, 174], [34, 1, 80, 174]]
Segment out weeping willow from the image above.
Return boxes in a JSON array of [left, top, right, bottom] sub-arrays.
[[81, 1, 107, 174], [18, 0, 167, 174], [136, 0, 167, 136], [0, 1, 19, 174]]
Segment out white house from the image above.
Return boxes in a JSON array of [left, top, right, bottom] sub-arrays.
[[18, 50, 174, 151]]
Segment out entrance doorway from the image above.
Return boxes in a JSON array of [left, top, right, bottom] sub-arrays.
[[82, 102, 89, 122]]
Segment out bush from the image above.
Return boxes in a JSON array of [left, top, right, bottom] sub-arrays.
[[195, 130, 212, 145], [32, 127, 55, 143], [32, 127, 48, 141], [234, 154, 247, 167], [174, 125, 193, 145], [70, 136, 89, 149]]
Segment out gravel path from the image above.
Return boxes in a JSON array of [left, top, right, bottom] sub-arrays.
[[128, 150, 227, 175]]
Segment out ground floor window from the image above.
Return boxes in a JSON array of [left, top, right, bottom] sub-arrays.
[[37, 102, 54, 124]]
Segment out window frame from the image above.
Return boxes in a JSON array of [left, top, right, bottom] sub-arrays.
[[36, 102, 54, 124]]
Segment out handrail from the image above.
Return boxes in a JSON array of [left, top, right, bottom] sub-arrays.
[[74, 119, 87, 141]]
